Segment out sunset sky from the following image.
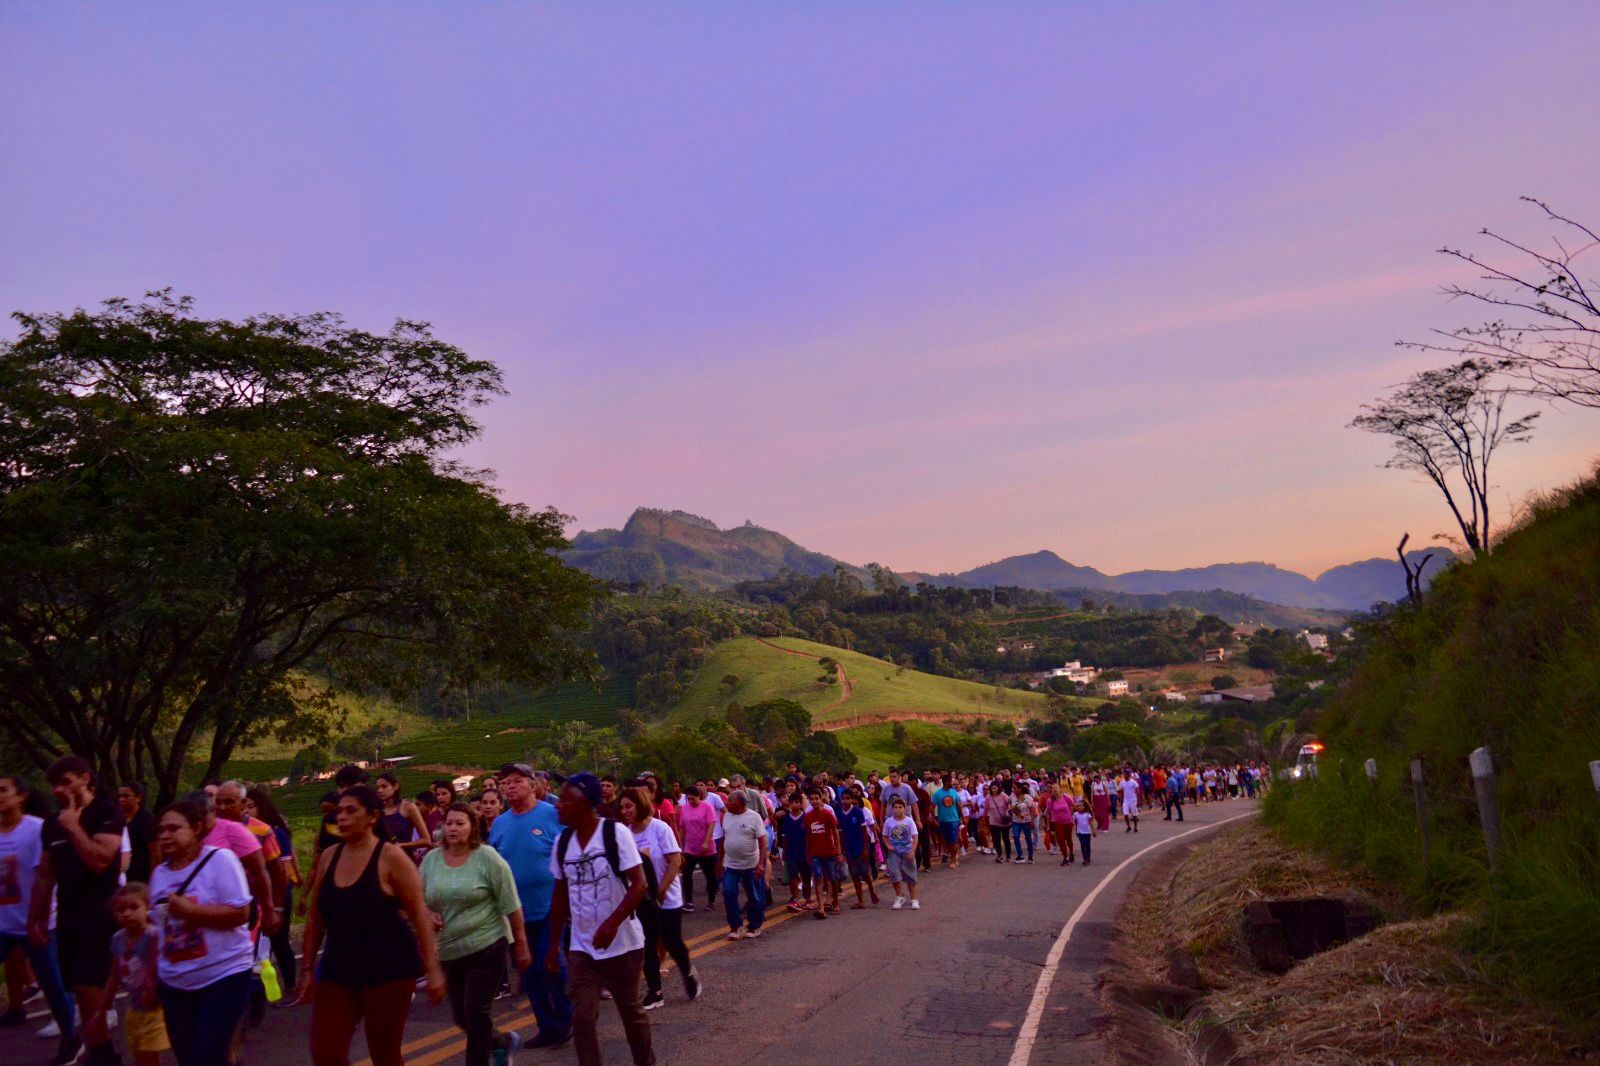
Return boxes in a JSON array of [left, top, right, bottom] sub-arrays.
[[4, 4, 1597, 575]]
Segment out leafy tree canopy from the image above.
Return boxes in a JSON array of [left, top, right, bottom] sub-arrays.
[[0, 292, 602, 800]]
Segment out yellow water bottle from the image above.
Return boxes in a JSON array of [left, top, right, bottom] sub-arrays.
[[259, 956, 282, 1003]]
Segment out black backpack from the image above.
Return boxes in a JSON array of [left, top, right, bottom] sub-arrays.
[[556, 818, 637, 888]]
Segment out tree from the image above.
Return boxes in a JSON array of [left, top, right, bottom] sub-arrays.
[[527, 722, 624, 778], [901, 733, 1016, 772], [865, 562, 903, 594], [0, 293, 603, 801], [816, 656, 839, 685], [1406, 198, 1600, 408], [332, 721, 396, 764], [742, 699, 812, 755], [287, 745, 330, 782], [615, 710, 645, 742], [791, 730, 856, 773], [1395, 532, 1435, 609], [624, 727, 748, 783], [1351, 360, 1538, 555], [1069, 723, 1150, 766], [1210, 674, 1239, 691]]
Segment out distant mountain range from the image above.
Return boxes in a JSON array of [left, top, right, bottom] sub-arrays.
[[907, 548, 1454, 611], [566, 508, 1453, 612]]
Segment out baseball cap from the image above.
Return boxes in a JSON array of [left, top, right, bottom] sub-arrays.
[[565, 772, 602, 808], [499, 763, 537, 781]]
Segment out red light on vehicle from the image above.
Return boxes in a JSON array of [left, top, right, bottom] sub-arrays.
[[1306, 741, 1325, 753]]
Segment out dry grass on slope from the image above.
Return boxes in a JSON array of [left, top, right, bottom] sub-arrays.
[[1113, 823, 1587, 1064]]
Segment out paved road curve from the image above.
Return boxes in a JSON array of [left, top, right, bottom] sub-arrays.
[[0, 800, 1255, 1066]]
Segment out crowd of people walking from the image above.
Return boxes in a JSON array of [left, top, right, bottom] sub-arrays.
[[0, 754, 1267, 1066]]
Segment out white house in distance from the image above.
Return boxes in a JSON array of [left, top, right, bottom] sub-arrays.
[[1203, 647, 1228, 663], [1199, 692, 1223, 704], [1047, 660, 1099, 685], [1162, 690, 1187, 702], [1104, 679, 1130, 697], [1299, 631, 1330, 652]]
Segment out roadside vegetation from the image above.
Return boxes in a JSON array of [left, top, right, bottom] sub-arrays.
[[1264, 467, 1600, 1030]]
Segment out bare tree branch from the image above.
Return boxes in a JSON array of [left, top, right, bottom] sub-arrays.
[[1352, 361, 1538, 556], [1403, 199, 1600, 408]]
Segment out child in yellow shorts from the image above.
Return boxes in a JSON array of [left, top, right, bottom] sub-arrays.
[[98, 882, 170, 1065]]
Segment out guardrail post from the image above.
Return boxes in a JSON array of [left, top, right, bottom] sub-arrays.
[[1364, 758, 1378, 783], [1410, 758, 1430, 868], [1469, 746, 1502, 875], [1590, 760, 1600, 807]]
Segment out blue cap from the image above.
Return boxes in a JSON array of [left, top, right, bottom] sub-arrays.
[[565, 771, 602, 809]]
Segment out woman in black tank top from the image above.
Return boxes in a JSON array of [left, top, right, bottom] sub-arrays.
[[298, 785, 445, 1066]]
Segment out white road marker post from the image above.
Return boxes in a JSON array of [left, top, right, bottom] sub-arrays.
[[1469, 746, 1502, 875]]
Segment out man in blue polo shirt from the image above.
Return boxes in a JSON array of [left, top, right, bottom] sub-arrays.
[[489, 762, 572, 1048]]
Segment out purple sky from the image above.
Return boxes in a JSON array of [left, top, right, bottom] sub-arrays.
[[4, 5, 1597, 575]]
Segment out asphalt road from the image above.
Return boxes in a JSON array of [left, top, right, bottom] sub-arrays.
[[1, 799, 1256, 1066]]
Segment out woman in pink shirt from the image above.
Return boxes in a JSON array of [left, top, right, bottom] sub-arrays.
[[1045, 783, 1076, 866], [675, 785, 719, 913]]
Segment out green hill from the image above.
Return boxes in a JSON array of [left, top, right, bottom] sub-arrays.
[[222, 677, 633, 808], [1264, 467, 1600, 1026], [830, 720, 979, 773], [669, 635, 1076, 729]]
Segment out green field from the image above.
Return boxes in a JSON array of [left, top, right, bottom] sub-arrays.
[[230, 688, 436, 761], [669, 635, 1081, 727], [222, 677, 633, 811], [830, 720, 967, 773], [982, 609, 1097, 636]]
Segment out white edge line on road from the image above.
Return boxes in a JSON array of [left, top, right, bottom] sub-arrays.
[[1007, 811, 1258, 1066]]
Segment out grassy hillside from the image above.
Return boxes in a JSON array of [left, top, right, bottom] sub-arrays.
[[230, 689, 436, 761], [224, 678, 632, 804], [830, 721, 971, 773], [1264, 468, 1600, 1027], [669, 635, 1077, 728]]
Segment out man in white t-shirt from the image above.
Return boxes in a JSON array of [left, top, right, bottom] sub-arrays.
[[546, 772, 653, 1066]]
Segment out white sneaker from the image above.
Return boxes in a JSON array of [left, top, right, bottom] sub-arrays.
[[910, 900, 920, 910], [727, 928, 745, 940], [36, 1005, 84, 1039], [892, 896, 905, 910], [745, 927, 762, 938]]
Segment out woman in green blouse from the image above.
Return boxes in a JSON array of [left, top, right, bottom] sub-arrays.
[[421, 802, 532, 1066]]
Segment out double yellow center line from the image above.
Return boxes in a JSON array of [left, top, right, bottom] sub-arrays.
[[359, 874, 890, 1066]]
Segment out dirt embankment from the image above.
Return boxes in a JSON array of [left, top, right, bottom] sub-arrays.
[[1108, 822, 1588, 1064]]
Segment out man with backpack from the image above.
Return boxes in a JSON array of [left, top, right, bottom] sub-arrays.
[[492, 762, 573, 1050], [546, 772, 654, 1066]]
